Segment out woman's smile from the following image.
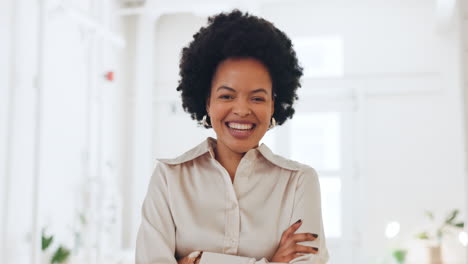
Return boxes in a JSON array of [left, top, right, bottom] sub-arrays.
[[225, 121, 257, 139], [206, 57, 274, 154]]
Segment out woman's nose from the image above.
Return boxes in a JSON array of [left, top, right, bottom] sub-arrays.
[[233, 100, 252, 117]]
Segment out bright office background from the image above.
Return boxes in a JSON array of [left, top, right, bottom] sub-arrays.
[[1, 0, 468, 263]]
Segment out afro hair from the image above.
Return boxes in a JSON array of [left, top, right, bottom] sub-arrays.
[[176, 9, 303, 127]]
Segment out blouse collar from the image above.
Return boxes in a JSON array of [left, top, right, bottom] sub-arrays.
[[157, 137, 301, 171]]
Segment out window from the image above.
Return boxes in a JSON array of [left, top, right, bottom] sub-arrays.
[[291, 112, 342, 238], [293, 36, 344, 78], [262, 110, 355, 264], [262, 112, 345, 238], [262, 35, 358, 263]]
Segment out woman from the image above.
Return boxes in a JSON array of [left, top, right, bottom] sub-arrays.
[[136, 10, 329, 264]]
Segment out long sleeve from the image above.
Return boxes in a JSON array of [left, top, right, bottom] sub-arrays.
[[288, 167, 329, 264], [136, 162, 177, 264], [199, 252, 270, 264], [199, 252, 315, 264]]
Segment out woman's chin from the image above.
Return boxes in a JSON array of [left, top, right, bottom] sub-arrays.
[[222, 136, 261, 154]]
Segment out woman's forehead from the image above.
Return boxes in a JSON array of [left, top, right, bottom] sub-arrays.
[[211, 58, 272, 91]]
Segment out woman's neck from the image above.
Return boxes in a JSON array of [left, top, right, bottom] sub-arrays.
[[214, 142, 244, 182]]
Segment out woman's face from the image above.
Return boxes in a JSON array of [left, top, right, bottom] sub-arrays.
[[206, 57, 274, 155]]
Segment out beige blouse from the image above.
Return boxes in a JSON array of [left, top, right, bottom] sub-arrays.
[[136, 137, 329, 264]]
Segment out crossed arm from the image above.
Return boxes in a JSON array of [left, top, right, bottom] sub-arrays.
[[176, 219, 320, 264], [135, 165, 329, 264]]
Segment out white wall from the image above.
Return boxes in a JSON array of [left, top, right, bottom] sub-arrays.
[[1, 0, 39, 262], [459, 1, 468, 261], [153, 13, 215, 159], [1, 0, 126, 263], [0, 0, 13, 261], [39, 1, 125, 261], [119, 15, 138, 251], [119, 13, 157, 252]]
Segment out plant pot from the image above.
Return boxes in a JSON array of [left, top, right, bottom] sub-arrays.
[[428, 246, 443, 264]]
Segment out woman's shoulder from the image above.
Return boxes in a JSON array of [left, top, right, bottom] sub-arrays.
[[155, 138, 214, 166], [148, 139, 210, 181], [258, 144, 318, 176]]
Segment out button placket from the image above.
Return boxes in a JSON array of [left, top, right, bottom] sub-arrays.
[[225, 191, 240, 254], [226, 151, 256, 254], [234, 159, 252, 196], [216, 166, 240, 255], [212, 150, 256, 256]]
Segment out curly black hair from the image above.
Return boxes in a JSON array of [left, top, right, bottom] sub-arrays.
[[176, 9, 303, 127]]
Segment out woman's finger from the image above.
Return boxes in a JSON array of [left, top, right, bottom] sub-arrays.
[[282, 244, 319, 256], [280, 233, 318, 254], [280, 219, 302, 244], [291, 232, 318, 243], [295, 244, 319, 254]]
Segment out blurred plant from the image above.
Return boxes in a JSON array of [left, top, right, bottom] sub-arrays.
[[42, 229, 54, 251], [41, 228, 71, 263], [392, 248, 407, 264], [70, 212, 87, 252], [415, 209, 464, 245], [51, 246, 71, 264]]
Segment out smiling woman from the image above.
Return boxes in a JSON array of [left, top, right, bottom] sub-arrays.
[[207, 58, 275, 179], [136, 9, 329, 264]]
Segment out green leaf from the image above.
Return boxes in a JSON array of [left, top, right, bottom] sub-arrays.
[[416, 232, 430, 239], [454, 222, 464, 228], [392, 249, 407, 263], [425, 210, 434, 220], [41, 231, 54, 251], [51, 246, 70, 263], [445, 209, 459, 224]]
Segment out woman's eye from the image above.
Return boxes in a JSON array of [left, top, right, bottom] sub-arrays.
[[219, 95, 233, 100], [253, 97, 266, 102]]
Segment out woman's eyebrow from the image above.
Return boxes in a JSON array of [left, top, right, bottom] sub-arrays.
[[216, 85, 236, 92], [251, 88, 268, 95], [216, 86, 269, 95]]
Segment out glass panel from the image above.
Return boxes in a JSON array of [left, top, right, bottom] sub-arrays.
[[292, 36, 344, 78], [319, 176, 342, 238], [290, 112, 341, 171]]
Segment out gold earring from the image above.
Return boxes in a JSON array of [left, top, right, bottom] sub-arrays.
[[202, 115, 211, 128], [269, 117, 276, 129]]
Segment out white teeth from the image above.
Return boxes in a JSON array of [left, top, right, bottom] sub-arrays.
[[228, 122, 254, 130]]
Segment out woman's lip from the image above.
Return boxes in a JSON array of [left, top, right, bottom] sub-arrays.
[[225, 122, 256, 129], [225, 123, 255, 139], [225, 121, 256, 125]]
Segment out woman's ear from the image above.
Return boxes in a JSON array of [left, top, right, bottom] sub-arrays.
[[206, 97, 210, 115]]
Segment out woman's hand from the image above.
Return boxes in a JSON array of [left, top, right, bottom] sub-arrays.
[[270, 219, 319, 263], [177, 251, 202, 264]]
